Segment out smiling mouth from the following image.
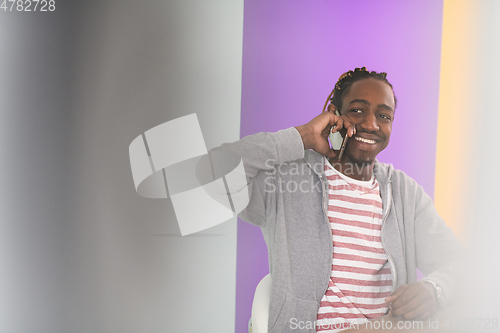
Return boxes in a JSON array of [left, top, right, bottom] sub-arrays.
[[354, 136, 377, 144]]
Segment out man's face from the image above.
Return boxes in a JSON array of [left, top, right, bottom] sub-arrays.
[[339, 78, 395, 165]]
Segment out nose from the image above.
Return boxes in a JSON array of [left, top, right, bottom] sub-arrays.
[[358, 112, 379, 132]]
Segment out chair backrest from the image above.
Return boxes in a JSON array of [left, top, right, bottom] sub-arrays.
[[249, 273, 272, 333]]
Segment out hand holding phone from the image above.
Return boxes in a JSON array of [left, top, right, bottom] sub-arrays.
[[328, 110, 349, 161]]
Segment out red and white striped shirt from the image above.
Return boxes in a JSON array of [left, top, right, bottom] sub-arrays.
[[316, 159, 393, 332]]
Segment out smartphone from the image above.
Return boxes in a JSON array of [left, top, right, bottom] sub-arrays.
[[328, 111, 349, 161]]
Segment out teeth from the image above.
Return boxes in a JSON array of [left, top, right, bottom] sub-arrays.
[[354, 136, 376, 144]]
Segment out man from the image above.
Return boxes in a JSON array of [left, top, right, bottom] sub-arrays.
[[213, 67, 464, 332]]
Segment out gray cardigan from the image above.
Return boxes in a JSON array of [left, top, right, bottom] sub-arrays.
[[213, 127, 464, 333]]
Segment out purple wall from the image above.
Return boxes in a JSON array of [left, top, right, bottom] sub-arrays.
[[236, 1, 443, 331]]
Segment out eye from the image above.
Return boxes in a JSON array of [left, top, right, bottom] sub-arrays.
[[350, 108, 363, 114], [379, 114, 392, 121]]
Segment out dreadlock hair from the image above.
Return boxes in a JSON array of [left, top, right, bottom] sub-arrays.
[[329, 67, 397, 111]]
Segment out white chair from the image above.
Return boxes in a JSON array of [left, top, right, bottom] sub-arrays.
[[248, 273, 272, 333]]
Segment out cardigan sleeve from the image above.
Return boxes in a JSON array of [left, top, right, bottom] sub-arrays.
[[195, 127, 305, 227], [412, 180, 466, 306]]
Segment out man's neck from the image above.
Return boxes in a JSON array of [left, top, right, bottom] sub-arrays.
[[328, 158, 374, 181]]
